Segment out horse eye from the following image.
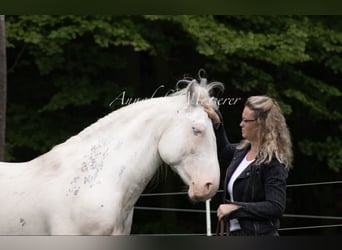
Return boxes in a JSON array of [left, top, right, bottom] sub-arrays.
[[192, 127, 201, 136]]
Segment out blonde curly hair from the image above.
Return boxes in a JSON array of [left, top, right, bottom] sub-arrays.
[[237, 96, 293, 171]]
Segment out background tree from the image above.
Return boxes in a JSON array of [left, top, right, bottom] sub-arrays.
[[0, 15, 7, 161], [3, 15, 342, 235]]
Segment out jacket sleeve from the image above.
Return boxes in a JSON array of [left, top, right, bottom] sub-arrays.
[[226, 161, 288, 220], [212, 109, 235, 164]]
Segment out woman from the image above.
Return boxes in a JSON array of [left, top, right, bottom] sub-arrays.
[[203, 96, 293, 236]]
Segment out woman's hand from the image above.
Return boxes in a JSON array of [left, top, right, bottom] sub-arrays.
[[200, 101, 221, 124], [217, 204, 240, 221]]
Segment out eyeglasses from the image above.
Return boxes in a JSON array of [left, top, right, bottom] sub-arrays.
[[241, 118, 256, 123]]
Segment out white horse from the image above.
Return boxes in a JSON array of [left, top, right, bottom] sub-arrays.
[[0, 79, 221, 235]]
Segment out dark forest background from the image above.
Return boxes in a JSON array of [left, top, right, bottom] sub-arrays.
[[0, 15, 341, 235]]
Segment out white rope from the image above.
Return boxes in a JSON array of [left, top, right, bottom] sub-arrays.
[[279, 224, 342, 231], [134, 206, 205, 213], [140, 191, 187, 197], [283, 214, 342, 220], [286, 180, 342, 188]]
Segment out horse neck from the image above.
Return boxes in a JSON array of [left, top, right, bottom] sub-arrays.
[[48, 96, 185, 201], [94, 97, 184, 202]]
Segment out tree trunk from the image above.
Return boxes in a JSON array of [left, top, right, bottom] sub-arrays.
[[0, 15, 7, 161]]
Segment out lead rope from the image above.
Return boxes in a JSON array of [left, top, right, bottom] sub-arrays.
[[216, 219, 230, 236]]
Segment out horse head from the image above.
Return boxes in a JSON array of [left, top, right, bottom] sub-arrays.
[[158, 79, 222, 201]]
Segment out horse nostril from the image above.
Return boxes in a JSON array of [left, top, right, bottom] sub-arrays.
[[205, 182, 212, 191]]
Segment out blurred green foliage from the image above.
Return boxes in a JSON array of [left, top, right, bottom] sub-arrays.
[[5, 15, 341, 172]]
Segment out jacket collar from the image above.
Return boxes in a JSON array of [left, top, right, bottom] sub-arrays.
[[225, 145, 251, 181], [223, 145, 253, 201]]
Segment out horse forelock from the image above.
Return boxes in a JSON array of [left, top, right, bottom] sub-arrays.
[[172, 77, 224, 110]]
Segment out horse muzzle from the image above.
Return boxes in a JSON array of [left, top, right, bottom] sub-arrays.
[[188, 180, 219, 202]]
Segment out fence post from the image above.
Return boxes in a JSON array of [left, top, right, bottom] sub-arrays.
[[206, 199, 212, 236]]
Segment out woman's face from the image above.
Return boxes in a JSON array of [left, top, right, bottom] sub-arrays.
[[240, 106, 258, 142]]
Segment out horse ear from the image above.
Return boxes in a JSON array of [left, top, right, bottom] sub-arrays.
[[187, 80, 200, 106]]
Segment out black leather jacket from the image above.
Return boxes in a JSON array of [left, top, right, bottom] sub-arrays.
[[214, 122, 288, 236]]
